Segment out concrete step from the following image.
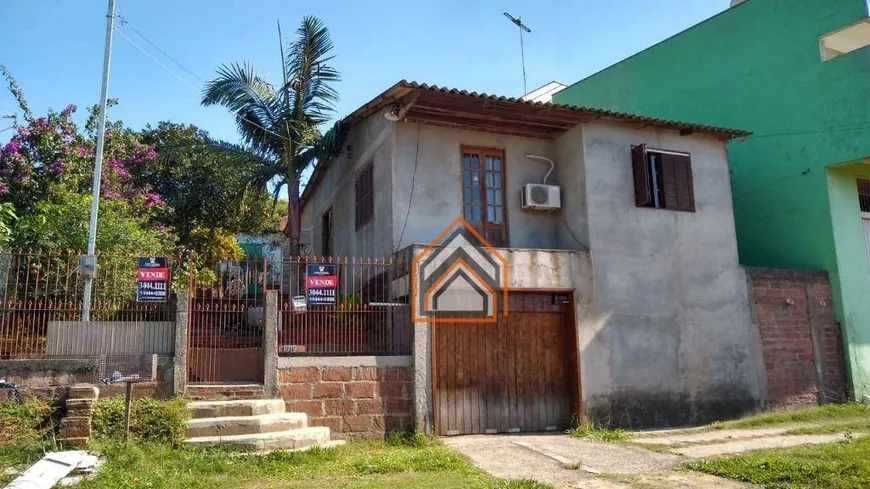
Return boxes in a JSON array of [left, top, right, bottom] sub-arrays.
[[185, 427, 331, 452], [186, 384, 265, 401], [188, 399, 285, 419], [186, 412, 308, 438]]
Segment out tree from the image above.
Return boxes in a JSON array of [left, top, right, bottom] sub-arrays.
[[202, 16, 346, 247], [135, 122, 281, 243], [0, 203, 16, 245], [10, 189, 168, 253]]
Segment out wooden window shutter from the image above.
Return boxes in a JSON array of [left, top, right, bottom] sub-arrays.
[[674, 155, 695, 212], [631, 144, 651, 207], [660, 153, 694, 212], [660, 155, 679, 210]]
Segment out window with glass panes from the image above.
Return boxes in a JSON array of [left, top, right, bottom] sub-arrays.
[[461, 147, 507, 247]]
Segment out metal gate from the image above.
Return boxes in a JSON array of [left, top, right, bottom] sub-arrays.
[[433, 292, 577, 435], [187, 257, 267, 384]]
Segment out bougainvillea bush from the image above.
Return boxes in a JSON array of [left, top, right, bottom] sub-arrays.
[[0, 67, 279, 259], [0, 102, 168, 252]]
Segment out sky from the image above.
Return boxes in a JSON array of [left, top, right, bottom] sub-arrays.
[[0, 0, 736, 145]]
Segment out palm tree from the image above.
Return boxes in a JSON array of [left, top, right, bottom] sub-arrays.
[[202, 16, 345, 248]]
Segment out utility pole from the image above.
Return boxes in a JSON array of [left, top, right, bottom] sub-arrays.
[[503, 12, 531, 96], [81, 0, 116, 321]]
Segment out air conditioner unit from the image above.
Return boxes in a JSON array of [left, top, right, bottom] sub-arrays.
[[521, 183, 561, 211]]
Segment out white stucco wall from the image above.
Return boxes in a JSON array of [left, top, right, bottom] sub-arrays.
[[553, 125, 590, 250], [391, 123, 569, 250], [577, 120, 765, 426], [302, 108, 394, 259]]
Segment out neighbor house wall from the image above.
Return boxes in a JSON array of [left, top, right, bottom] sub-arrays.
[[553, 0, 870, 400], [302, 108, 394, 259], [577, 120, 765, 427], [391, 123, 568, 250], [827, 162, 870, 398]]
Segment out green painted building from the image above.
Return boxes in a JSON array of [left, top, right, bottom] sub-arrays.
[[554, 0, 870, 400]]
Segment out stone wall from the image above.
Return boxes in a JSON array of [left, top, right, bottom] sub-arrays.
[[0, 358, 99, 402], [0, 356, 175, 403], [748, 268, 847, 407], [277, 361, 413, 439]]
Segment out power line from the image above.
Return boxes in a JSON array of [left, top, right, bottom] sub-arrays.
[[395, 123, 421, 252], [113, 20, 289, 143], [115, 28, 200, 91], [743, 121, 870, 140], [124, 24, 205, 83]]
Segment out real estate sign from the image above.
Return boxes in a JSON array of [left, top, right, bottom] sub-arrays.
[[136, 256, 168, 302], [306, 263, 337, 306]]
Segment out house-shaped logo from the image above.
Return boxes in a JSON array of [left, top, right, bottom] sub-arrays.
[[411, 216, 508, 323]]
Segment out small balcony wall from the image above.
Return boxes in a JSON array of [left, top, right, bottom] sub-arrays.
[[394, 245, 592, 295]]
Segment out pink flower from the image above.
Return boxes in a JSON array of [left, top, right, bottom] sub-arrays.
[[3, 142, 19, 154], [0, 183, 7, 194], [49, 160, 67, 174], [143, 192, 165, 207], [106, 159, 130, 179]]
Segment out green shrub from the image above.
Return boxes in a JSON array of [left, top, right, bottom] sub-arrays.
[[0, 398, 57, 476], [0, 398, 52, 445], [91, 396, 126, 440], [92, 396, 189, 446], [135, 398, 189, 445]]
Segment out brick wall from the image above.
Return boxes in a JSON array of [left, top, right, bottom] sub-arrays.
[[807, 279, 848, 402], [748, 268, 847, 407], [278, 364, 413, 439]]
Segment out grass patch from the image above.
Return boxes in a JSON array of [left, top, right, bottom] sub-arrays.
[[686, 435, 870, 489], [0, 398, 60, 485], [70, 438, 551, 489], [92, 396, 189, 446], [566, 418, 629, 442], [703, 403, 869, 431], [787, 417, 870, 436]]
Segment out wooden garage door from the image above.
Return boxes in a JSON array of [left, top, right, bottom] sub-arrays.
[[433, 292, 577, 436]]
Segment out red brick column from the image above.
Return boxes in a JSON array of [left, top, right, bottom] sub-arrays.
[[278, 364, 413, 439], [747, 268, 846, 407]]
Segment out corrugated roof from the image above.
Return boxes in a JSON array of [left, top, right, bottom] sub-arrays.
[[344, 80, 751, 138]]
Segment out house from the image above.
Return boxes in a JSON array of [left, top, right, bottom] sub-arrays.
[[551, 0, 870, 402], [299, 80, 767, 431]]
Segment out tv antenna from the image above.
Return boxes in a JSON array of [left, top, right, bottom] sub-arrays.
[[503, 12, 531, 95]]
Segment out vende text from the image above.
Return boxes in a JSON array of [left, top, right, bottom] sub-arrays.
[[306, 276, 337, 288], [138, 268, 168, 280]]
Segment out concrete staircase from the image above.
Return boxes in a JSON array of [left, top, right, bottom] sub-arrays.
[[186, 384, 266, 401], [185, 390, 341, 452]]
